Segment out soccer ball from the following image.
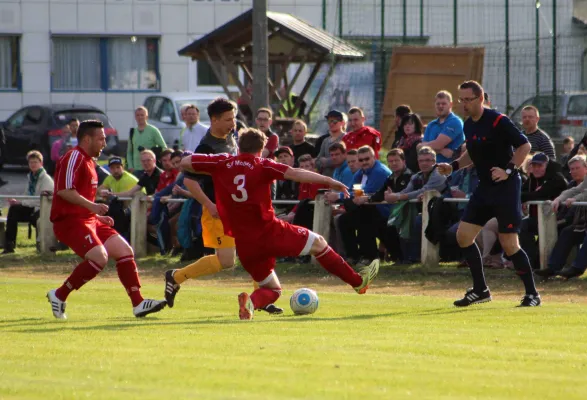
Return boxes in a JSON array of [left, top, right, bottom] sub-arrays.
[[290, 288, 319, 315]]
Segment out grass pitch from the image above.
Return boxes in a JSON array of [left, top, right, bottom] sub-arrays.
[[2, 267, 587, 400]]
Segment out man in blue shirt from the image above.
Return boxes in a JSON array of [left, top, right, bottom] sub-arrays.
[[325, 142, 354, 204], [421, 90, 464, 163], [437, 80, 539, 308]]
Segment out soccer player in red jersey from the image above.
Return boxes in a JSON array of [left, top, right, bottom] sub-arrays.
[[46, 120, 167, 319], [181, 128, 380, 320]]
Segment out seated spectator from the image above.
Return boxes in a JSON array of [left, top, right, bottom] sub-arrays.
[[111, 150, 162, 197], [99, 156, 143, 197], [522, 106, 556, 160], [274, 146, 298, 213], [519, 152, 567, 269], [420, 90, 464, 163], [324, 142, 354, 204], [289, 119, 316, 166], [338, 145, 391, 265], [397, 113, 424, 173], [2, 151, 54, 254], [385, 147, 447, 263], [559, 136, 575, 169], [346, 149, 360, 174], [391, 105, 412, 149], [316, 110, 347, 177], [368, 148, 413, 261], [155, 149, 180, 193], [555, 155, 587, 231], [343, 107, 382, 154]]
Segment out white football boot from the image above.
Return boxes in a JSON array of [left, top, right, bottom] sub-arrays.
[[133, 299, 167, 318], [46, 289, 67, 320]]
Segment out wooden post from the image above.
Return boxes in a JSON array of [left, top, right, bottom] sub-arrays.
[[311, 194, 332, 265], [38, 194, 57, 254], [537, 202, 558, 270], [421, 190, 440, 267], [130, 193, 148, 258]]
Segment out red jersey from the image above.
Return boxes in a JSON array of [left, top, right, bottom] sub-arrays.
[[264, 132, 279, 159], [190, 153, 289, 240], [342, 126, 382, 154], [292, 182, 328, 213], [156, 168, 179, 192], [51, 146, 98, 222]]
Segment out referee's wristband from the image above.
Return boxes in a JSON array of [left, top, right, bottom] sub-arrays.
[[451, 160, 460, 172]]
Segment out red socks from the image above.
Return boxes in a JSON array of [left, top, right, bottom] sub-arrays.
[[250, 287, 281, 310], [55, 259, 104, 301], [315, 246, 362, 288], [116, 256, 144, 307]]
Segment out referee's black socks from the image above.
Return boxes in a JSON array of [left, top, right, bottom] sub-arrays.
[[462, 243, 488, 293], [510, 249, 539, 296]]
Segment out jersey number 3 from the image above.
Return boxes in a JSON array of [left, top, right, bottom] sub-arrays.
[[231, 174, 248, 202]]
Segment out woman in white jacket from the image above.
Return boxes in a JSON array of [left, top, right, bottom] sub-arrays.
[[2, 150, 54, 254]]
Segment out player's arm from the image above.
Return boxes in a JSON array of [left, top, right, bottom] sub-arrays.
[[284, 167, 349, 197], [183, 177, 213, 209], [179, 155, 212, 175], [111, 184, 142, 198], [437, 148, 472, 176], [57, 189, 108, 215], [420, 134, 453, 152]]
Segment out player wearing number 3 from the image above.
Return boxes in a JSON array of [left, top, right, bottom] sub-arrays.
[[182, 128, 380, 320], [47, 120, 167, 319]]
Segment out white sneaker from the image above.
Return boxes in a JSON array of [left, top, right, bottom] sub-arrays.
[[133, 299, 167, 318], [46, 289, 67, 319]]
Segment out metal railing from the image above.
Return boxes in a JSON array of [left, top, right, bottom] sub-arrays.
[[0, 192, 567, 269]]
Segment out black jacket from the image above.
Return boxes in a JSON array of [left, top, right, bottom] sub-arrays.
[[521, 159, 567, 217], [370, 167, 413, 202]]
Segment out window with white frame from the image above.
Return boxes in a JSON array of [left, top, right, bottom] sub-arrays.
[[51, 36, 159, 91], [0, 36, 20, 90]]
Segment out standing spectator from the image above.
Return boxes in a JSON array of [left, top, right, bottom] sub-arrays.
[[289, 119, 315, 166], [420, 90, 464, 163], [2, 150, 54, 254], [397, 113, 424, 173], [346, 149, 360, 173], [338, 146, 392, 264], [255, 108, 279, 159], [126, 106, 167, 175], [59, 118, 80, 158], [315, 110, 347, 177], [51, 122, 71, 163], [179, 105, 208, 152], [559, 136, 575, 168], [521, 105, 556, 160], [114, 150, 162, 196], [99, 157, 142, 196], [343, 107, 382, 154], [274, 147, 298, 213], [391, 105, 412, 149]]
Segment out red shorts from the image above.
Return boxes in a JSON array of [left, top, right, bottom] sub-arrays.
[[53, 217, 119, 258], [236, 219, 316, 282]]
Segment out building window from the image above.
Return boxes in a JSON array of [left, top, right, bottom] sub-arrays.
[[0, 36, 20, 90], [51, 36, 159, 92]]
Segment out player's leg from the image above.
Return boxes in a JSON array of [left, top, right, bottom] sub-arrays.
[[237, 258, 282, 320], [103, 232, 167, 317], [253, 280, 283, 315], [498, 232, 540, 307]]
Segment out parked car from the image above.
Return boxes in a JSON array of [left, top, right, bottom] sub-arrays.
[[143, 91, 229, 148], [510, 92, 587, 143], [0, 104, 119, 173]]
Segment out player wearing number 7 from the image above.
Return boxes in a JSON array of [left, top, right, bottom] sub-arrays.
[[182, 128, 380, 320], [46, 120, 167, 319]]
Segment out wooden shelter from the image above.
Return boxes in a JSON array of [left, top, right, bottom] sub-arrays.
[[178, 9, 364, 121]]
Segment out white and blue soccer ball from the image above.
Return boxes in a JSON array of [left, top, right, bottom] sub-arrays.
[[290, 288, 319, 315]]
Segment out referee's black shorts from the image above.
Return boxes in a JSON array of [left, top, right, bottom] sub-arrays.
[[461, 174, 522, 233]]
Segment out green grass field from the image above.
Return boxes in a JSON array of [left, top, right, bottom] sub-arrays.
[[2, 261, 587, 400]]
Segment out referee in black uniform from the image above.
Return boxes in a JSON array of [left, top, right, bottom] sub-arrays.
[[437, 81, 541, 307]]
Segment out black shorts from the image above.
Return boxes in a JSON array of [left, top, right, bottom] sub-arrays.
[[461, 175, 522, 233]]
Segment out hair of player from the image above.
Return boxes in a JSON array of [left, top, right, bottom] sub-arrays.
[[395, 105, 412, 118], [459, 80, 484, 97], [256, 107, 273, 119], [329, 141, 347, 154], [563, 136, 574, 145], [400, 113, 424, 134], [417, 146, 437, 158], [387, 148, 405, 161], [140, 149, 156, 160], [238, 128, 268, 154], [522, 105, 540, 117], [348, 107, 364, 117], [436, 90, 453, 102], [184, 104, 199, 113], [347, 149, 358, 156], [568, 154, 587, 167], [298, 154, 313, 164], [207, 97, 236, 119], [357, 145, 375, 156], [171, 150, 183, 160], [292, 119, 307, 132], [77, 120, 104, 141], [27, 150, 43, 163], [135, 106, 148, 115]]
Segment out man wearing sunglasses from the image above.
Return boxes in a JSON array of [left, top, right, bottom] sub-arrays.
[[315, 110, 347, 177]]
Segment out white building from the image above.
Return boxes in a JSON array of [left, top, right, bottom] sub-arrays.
[[0, 0, 585, 141]]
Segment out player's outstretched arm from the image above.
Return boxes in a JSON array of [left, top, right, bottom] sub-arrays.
[[437, 149, 473, 176], [284, 167, 349, 197], [184, 177, 214, 209], [57, 189, 108, 215]]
